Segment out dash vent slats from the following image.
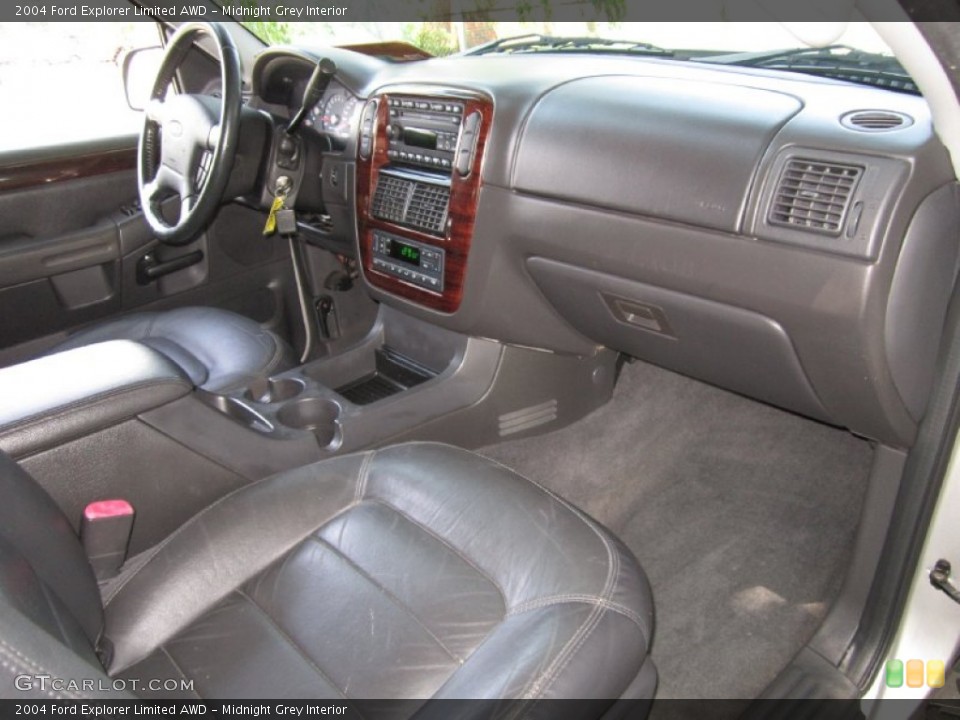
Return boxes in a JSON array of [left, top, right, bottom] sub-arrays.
[[768, 159, 862, 235], [371, 173, 450, 236]]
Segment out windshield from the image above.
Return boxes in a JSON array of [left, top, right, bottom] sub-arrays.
[[233, 20, 912, 93], [237, 21, 894, 58]]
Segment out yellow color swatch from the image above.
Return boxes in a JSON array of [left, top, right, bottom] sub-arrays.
[[927, 660, 945, 689], [906, 659, 925, 688]]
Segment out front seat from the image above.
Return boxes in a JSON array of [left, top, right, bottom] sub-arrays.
[[0, 442, 656, 707], [47, 306, 294, 393]]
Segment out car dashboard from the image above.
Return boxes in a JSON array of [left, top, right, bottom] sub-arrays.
[[248, 45, 960, 451]]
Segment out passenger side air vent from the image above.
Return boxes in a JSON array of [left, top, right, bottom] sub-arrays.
[[841, 110, 913, 132], [768, 159, 863, 235], [371, 172, 450, 236]]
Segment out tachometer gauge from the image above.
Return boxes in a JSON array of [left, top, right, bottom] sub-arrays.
[[320, 92, 359, 138]]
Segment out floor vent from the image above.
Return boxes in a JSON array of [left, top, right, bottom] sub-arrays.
[[499, 400, 558, 437]]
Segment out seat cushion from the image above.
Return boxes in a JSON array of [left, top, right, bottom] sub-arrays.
[[103, 442, 655, 701], [49, 307, 294, 392]]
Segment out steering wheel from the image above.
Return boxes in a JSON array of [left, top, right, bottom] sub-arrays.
[[138, 22, 242, 246]]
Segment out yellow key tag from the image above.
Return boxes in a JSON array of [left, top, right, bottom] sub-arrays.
[[263, 195, 285, 236]]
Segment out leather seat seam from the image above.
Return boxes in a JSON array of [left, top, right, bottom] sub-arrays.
[[508, 596, 648, 637], [102, 466, 365, 608], [234, 589, 352, 702], [532, 606, 609, 704], [309, 534, 463, 665], [354, 450, 376, 503], [365, 497, 508, 608], [0, 637, 80, 699], [260, 330, 288, 377], [103, 500, 365, 672], [101, 481, 259, 607], [521, 502, 619, 701], [157, 646, 202, 700]]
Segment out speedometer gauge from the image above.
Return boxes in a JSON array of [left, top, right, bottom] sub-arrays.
[[320, 92, 359, 138]]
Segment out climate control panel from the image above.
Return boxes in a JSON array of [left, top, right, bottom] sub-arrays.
[[371, 231, 445, 291]]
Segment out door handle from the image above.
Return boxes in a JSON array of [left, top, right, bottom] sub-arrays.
[[136, 250, 203, 285]]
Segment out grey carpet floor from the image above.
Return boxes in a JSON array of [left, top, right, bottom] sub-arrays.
[[478, 359, 874, 700]]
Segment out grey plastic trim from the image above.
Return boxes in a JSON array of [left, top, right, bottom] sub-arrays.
[[751, 147, 910, 260], [526, 256, 831, 423], [808, 445, 907, 664], [885, 183, 960, 422], [0, 221, 120, 288]]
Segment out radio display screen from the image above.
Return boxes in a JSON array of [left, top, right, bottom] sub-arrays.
[[388, 240, 422, 267], [403, 127, 438, 150]]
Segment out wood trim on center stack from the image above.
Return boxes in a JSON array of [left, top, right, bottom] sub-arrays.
[[356, 88, 493, 314]]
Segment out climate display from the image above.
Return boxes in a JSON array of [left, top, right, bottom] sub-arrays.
[[388, 240, 422, 266]]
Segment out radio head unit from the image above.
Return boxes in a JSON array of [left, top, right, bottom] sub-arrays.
[[385, 96, 465, 171]]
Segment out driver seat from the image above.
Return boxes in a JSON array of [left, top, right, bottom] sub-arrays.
[[47, 306, 295, 393]]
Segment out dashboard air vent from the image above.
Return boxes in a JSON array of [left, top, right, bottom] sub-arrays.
[[371, 174, 410, 225], [407, 183, 450, 234], [371, 173, 450, 236], [841, 110, 913, 132], [768, 159, 863, 235]]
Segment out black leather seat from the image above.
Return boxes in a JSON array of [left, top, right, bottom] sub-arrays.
[[48, 306, 294, 393], [0, 443, 656, 705]]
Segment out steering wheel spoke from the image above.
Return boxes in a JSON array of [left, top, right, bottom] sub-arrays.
[[136, 22, 241, 246]]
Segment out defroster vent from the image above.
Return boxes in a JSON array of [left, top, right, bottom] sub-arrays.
[[371, 172, 450, 236], [768, 159, 863, 235]]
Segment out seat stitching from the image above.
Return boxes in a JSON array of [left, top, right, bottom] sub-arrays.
[[508, 595, 647, 633], [233, 590, 354, 704], [102, 479, 263, 606], [260, 330, 289, 376], [158, 646, 203, 700], [308, 535, 463, 665], [365, 498, 508, 607], [0, 647, 66, 699], [520, 507, 619, 702], [354, 450, 376, 504], [0, 638, 79, 699], [103, 455, 369, 608], [533, 606, 608, 703]]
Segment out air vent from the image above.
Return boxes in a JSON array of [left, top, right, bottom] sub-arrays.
[[371, 174, 410, 225], [841, 110, 913, 132], [768, 159, 863, 235], [371, 173, 450, 236], [407, 183, 450, 234]]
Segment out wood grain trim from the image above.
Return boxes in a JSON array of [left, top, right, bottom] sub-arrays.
[[357, 90, 493, 314], [0, 148, 137, 194]]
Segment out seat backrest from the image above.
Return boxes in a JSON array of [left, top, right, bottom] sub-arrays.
[[0, 451, 102, 664]]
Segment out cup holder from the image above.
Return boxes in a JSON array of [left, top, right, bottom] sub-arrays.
[[277, 397, 341, 447], [245, 377, 306, 404]]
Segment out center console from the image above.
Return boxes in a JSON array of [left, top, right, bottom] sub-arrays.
[[356, 87, 493, 313]]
